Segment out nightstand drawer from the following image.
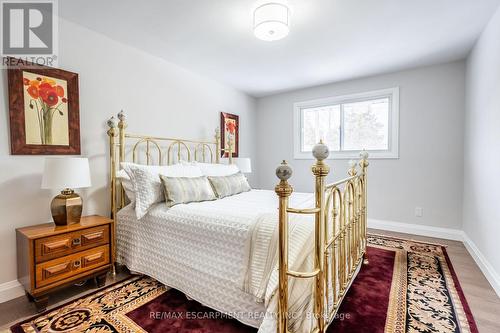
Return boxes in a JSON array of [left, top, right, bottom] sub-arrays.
[[35, 245, 110, 288], [35, 225, 109, 263]]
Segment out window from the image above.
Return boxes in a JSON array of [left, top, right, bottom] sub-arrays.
[[294, 87, 399, 159]]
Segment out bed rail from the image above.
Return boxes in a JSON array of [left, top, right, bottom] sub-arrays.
[[275, 142, 369, 333]]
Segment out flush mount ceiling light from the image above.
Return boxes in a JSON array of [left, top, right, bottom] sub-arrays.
[[253, 2, 290, 41]]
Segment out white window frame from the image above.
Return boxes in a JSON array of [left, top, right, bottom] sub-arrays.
[[293, 87, 400, 160]]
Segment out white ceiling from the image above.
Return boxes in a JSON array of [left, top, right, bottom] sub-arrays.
[[60, 0, 500, 97]]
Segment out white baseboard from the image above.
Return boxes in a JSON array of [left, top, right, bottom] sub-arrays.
[[0, 279, 24, 303], [368, 218, 500, 297], [368, 218, 464, 241], [462, 233, 500, 297]]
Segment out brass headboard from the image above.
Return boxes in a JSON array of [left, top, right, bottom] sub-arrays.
[[106, 111, 230, 273]]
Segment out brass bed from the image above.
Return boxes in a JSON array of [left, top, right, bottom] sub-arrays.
[[106, 111, 369, 333]]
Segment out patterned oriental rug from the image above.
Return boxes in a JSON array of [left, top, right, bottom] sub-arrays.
[[11, 235, 478, 333]]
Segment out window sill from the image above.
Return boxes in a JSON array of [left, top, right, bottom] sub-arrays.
[[293, 151, 399, 160]]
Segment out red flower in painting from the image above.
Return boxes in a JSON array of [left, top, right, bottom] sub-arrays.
[[226, 121, 236, 135], [38, 88, 49, 101], [23, 78, 30, 85], [45, 90, 59, 106], [62, 97, 67, 103], [38, 83, 56, 103], [56, 85, 65, 97], [27, 85, 39, 99]]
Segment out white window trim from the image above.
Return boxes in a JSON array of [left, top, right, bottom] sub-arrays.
[[293, 87, 400, 160]]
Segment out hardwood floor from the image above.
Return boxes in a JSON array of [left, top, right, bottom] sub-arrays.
[[1, 230, 499, 332]]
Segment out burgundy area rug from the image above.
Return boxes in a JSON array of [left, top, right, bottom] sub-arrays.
[[11, 235, 478, 333]]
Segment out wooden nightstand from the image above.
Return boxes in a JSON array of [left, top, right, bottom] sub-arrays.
[[16, 215, 113, 312]]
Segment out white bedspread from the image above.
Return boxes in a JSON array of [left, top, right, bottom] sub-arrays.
[[243, 211, 317, 333], [116, 189, 314, 331]]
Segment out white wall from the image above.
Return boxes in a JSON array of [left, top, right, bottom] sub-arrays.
[[0, 18, 257, 288], [463, 6, 500, 293], [256, 61, 466, 230]]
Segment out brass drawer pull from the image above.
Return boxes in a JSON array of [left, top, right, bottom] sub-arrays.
[[42, 262, 71, 279], [73, 260, 81, 268], [82, 231, 104, 241], [72, 238, 81, 246]]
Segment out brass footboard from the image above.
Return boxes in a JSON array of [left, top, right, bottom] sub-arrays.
[[275, 141, 369, 333]]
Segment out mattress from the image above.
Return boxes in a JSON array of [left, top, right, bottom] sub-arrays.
[[116, 189, 314, 329]]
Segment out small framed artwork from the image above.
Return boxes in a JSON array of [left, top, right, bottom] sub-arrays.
[[7, 57, 80, 155], [220, 112, 239, 158]]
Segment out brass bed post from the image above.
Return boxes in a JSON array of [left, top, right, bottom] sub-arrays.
[[118, 111, 127, 207], [106, 116, 117, 275], [215, 128, 221, 164], [359, 151, 369, 264], [275, 161, 293, 333], [311, 141, 330, 333], [347, 161, 358, 269]]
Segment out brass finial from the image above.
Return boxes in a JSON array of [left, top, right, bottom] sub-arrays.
[[118, 110, 126, 122], [107, 116, 117, 128], [312, 141, 329, 161], [275, 160, 293, 197], [276, 160, 292, 181], [360, 149, 369, 160], [348, 159, 357, 176], [359, 150, 369, 168]]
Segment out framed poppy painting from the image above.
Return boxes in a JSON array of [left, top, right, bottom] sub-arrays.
[[220, 112, 239, 158], [7, 58, 80, 155]]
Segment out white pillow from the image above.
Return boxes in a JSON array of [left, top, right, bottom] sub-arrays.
[[116, 169, 135, 203], [193, 162, 240, 177], [122, 162, 203, 219]]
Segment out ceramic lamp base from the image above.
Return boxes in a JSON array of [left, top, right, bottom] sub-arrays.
[[50, 189, 83, 226]]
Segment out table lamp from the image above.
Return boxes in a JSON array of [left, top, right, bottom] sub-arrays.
[[41, 157, 91, 226]]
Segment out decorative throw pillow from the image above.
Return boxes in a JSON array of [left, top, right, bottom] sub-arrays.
[[160, 175, 216, 207], [122, 162, 203, 219], [208, 172, 251, 199]]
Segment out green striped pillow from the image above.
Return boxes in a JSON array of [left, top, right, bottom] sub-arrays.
[[208, 172, 251, 199], [160, 175, 216, 207]]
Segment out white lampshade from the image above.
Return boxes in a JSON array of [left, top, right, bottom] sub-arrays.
[[254, 3, 290, 41], [41, 157, 91, 190], [234, 158, 252, 173]]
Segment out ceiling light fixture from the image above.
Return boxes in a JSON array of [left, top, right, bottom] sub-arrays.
[[253, 2, 290, 41]]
